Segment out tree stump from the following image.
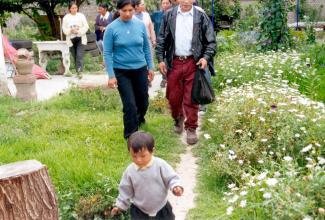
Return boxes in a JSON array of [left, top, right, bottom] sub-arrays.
[[0, 160, 59, 220]]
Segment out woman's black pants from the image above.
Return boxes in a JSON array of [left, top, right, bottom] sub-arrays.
[[114, 66, 149, 138]]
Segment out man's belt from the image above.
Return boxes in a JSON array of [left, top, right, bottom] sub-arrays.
[[174, 55, 193, 61]]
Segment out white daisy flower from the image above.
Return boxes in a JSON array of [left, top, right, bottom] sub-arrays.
[[266, 178, 278, 186], [263, 192, 272, 199]]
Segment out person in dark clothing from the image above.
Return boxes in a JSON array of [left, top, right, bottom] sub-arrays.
[[156, 0, 216, 145], [95, 3, 113, 53], [151, 0, 172, 88]]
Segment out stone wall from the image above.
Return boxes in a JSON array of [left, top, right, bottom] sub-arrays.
[[79, 0, 98, 28], [306, 0, 325, 19]]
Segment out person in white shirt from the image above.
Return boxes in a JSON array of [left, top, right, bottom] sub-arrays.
[[156, 0, 216, 145], [134, 0, 156, 72], [62, 2, 89, 73]]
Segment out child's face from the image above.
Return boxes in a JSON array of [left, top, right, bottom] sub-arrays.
[[130, 147, 153, 168]]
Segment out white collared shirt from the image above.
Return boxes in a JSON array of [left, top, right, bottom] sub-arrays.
[[100, 11, 109, 20], [175, 6, 194, 56]]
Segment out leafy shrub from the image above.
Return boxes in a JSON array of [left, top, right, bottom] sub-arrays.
[[257, 0, 292, 51], [234, 3, 261, 32], [216, 30, 242, 54], [290, 30, 307, 47], [148, 91, 169, 114], [215, 50, 323, 100], [203, 78, 325, 218]]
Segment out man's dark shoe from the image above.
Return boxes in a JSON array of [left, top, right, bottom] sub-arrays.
[[174, 116, 184, 134], [77, 67, 83, 73], [186, 128, 198, 145]]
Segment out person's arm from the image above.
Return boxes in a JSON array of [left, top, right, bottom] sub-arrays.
[[147, 14, 156, 47], [78, 13, 89, 35], [115, 170, 134, 212], [62, 15, 71, 36], [155, 11, 170, 75], [160, 160, 183, 196], [95, 15, 100, 31], [103, 26, 115, 78], [201, 13, 216, 62], [142, 23, 153, 71], [155, 12, 168, 64]]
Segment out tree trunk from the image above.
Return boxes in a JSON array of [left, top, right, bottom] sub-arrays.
[[0, 25, 9, 96], [46, 10, 60, 39], [0, 160, 59, 220]]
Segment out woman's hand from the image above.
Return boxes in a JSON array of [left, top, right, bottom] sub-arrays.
[[148, 70, 155, 82], [111, 207, 122, 217], [172, 186, 184, 196], [108, 77, 117, 89]]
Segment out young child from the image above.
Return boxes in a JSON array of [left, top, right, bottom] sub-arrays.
[[111, 131, 183, 219]]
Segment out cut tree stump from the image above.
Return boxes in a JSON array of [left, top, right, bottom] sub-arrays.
[[0, 160, 59, 220]]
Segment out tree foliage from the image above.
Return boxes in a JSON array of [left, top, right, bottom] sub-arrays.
[[199, 0, 241, 27], [0, 0, 88, 39], [257, 0, 293, 51]]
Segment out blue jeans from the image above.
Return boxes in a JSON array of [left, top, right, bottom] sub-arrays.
[[114, 66, 149, 138]]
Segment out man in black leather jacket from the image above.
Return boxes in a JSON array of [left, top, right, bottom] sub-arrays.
[[156, 0, 216, 145]]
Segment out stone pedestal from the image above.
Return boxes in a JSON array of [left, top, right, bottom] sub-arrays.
[[13, 48, 37, 101], [13, 74, 37, 101]]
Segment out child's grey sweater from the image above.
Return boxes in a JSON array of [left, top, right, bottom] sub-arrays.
[[116, 156, 182, 216]]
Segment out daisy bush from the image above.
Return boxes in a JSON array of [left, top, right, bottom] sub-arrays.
[[202, 78, 325, 219], [214, 50, 322, 100]]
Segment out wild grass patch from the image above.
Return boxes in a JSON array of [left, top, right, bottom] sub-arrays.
[[0, 88, 183, 219]]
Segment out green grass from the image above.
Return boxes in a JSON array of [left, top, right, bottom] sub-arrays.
[[0, 88, 184, 219]]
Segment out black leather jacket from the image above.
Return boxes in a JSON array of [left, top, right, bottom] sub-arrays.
[[156, 6, 216, 70]]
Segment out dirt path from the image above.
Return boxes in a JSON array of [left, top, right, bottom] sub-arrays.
[[150, 74, 199, 220]]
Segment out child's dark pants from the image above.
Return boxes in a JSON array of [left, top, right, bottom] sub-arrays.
[[130, 201, 175, 220]]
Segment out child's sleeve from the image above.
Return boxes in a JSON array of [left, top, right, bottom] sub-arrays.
[[115, 170, 134, 211], [160, 160, 183, 191]]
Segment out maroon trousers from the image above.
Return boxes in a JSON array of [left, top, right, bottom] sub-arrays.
[[166, 57, 199, 130]]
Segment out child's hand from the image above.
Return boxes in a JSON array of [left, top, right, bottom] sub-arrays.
[[172, 186, 183, 196], [111, 207, 121, 217]]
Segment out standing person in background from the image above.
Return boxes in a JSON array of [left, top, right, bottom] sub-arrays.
[[103, 0, 154, 139], [151, 0, 172, 88], [156, 0, 216, 145], [134, 0, 156, 64], [151, 0, 172, 41], [62, 2, 89, 74], [95, 3, 113, 54]]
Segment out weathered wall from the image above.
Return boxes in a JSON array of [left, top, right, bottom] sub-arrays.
[[306, 0, 325, 18]]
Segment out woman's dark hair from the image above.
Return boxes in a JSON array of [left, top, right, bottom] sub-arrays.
[[68, 1, 78, 11], [160, 0, 172, 3], [134, 0, 141, 7], [127, 131, 155, 153], [116, 0, 135, 10], [98, 3, 108, 10]]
